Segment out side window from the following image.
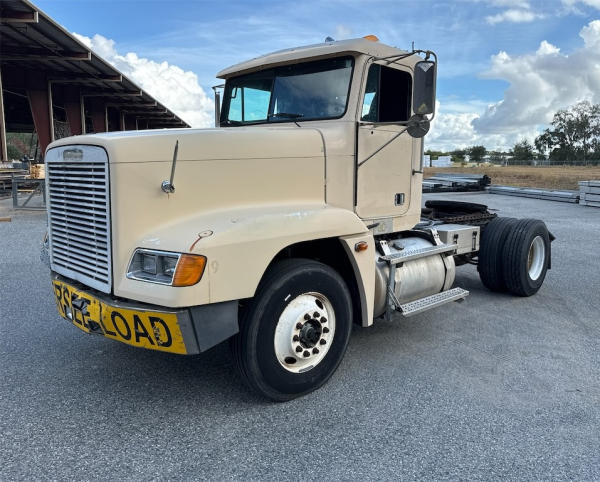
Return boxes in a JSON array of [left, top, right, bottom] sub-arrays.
[[227, 82, 271, 122], [229, 88, 242, 121], [361, 64, 412, 122], [361, 65, 379, 121]]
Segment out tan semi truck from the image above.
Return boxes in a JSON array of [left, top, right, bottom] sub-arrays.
[[42, 37, 552, 400]]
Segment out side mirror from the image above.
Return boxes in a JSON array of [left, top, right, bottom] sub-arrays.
[[413, 61, 436, 115], [212, 84, 225, 127], [406, 114, 430, 138]]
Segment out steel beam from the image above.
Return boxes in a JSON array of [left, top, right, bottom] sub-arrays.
[[47, 80, 54, 142], [49, 74, 122, 83], [82, 90, 142, 97], [89, 98, 106, 133], [0, 65, 7, 162], [63, 85, 82, 136], [80, 93, 85, 134], [27, 89, 52, 155], [106, 101, 156, 108], [121, 111, 166, 116], [0, 51, 91, 61], [138, 116, 176, 120], [0, 10, 39, 23]]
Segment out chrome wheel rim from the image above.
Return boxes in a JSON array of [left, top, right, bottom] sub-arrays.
[[527, 236, 545, 281], [274, 292, 335, 374]]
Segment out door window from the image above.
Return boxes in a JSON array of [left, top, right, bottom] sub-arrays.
[[360, 64, 412, 122]]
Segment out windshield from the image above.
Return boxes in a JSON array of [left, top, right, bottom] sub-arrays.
[[221, 56, 354, 125]]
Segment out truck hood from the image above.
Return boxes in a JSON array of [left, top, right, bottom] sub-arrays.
[[46, 126, 325, 164], [46, 126, 329, 304]]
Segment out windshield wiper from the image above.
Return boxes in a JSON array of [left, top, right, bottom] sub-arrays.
[[222, 119, 243, 126], [268, 112, 304, 120]]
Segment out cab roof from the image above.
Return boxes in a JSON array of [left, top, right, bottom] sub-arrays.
[[216, 37, 411, 79]]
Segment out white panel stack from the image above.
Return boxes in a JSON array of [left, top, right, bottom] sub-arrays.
[[431, 155, 452, 167], [579, 180, 600, 208]]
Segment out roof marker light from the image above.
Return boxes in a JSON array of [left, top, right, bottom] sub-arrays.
[[363, 35, 379, 42]]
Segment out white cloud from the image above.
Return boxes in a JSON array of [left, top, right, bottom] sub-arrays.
[[334, 24, 352, 39], [486, 8, 542, 24], [430, 20, 600, 151], [73, 33, 214, 128], [469, 20, 600, 147], [427, 100, 536, 152], [488, 0, 531, 7], [562, 0, 600, 10]]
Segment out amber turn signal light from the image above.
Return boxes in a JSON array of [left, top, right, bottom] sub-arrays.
[[354, 241, 369, 252], [172, 254, 207, 287]]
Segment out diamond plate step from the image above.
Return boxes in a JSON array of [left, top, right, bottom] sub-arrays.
[[399, 287, 469, 317], [380, 243, 457, 265]]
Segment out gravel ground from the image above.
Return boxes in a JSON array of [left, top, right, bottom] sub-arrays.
[[1, 193, 599, 480]]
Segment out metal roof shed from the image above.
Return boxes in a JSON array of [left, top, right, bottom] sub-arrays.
[[0, 0, 190, 161]]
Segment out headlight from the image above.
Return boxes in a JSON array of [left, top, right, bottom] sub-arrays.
[[127, 249, 206, 286]]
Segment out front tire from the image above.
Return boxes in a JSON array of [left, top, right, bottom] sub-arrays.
[[231, 259, 353, 401]]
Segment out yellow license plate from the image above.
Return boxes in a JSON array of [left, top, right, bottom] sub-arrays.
[[52, 280, 187, 354]]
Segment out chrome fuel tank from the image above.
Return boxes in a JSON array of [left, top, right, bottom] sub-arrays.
[[374, 236, 455, 317]]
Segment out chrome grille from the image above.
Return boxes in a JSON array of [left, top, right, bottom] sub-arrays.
[[46, 145, 112, 293]]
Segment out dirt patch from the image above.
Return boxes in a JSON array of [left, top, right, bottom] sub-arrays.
[[424, 166, 600, 190]]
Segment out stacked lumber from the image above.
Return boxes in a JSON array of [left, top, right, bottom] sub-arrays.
[[488, 185, 579, 203], [0, 169, 28, 194], [30, 164, 45, 179], [423, 173, 491, 192], [579, 180, 600, 208]]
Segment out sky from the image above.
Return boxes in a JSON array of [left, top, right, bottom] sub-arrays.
[[33, 0, 600, 152]]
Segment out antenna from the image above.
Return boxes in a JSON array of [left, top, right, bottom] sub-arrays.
[[161, 140, 178, 194], [412, 40, 415, 51]]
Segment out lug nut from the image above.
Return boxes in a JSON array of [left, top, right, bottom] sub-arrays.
[[304, 313, 311, 320], [320, 339, 326, 345], [313, 312, 320, 318], [293, 335, 299, 342], [323, 327, 330, 334], [296, 346, 303, 353], [321, 317, 327, 323], [303, 350, 310, 357], [296, 322, 303, 329], [312, 348, 319, 354]]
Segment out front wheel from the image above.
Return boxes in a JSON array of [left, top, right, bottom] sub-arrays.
[[231, 259, 353, 401]]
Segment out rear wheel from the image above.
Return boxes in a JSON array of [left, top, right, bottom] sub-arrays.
[[478, 217, 518, 292], [502, 219, 550, 296], [231, 259, 352, 401]]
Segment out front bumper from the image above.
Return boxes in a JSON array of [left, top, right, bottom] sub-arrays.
[[51, 273, 238, 355]]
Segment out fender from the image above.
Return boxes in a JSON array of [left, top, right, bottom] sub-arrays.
[[114, 203, 370, 309]]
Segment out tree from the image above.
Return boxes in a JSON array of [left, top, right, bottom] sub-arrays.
[[488, 151, 508, 164], [424, 149, 445, 158], [467, 145, 487, 163], [535, 101, 600, 163], [511, 139, 535, 162], [450, 149, 466, 163]]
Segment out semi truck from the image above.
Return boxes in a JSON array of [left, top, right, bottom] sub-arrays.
[[43, 36, 552, 401]]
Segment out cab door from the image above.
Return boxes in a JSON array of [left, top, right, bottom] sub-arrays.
[[355, 63, 416, 219]]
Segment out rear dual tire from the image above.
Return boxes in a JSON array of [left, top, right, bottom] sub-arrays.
[[478, 217, 550, 296]]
